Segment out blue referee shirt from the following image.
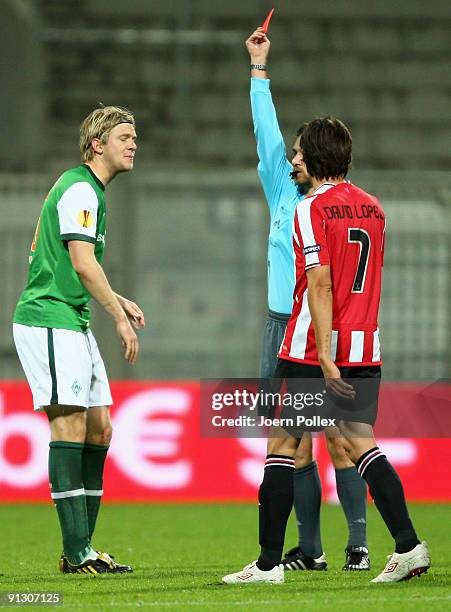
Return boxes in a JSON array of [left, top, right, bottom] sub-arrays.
[[250, 77, 304, 315]]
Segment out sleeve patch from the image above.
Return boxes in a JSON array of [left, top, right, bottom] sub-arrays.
[[77, 210, 94, 228], [303, 244, 321, 255], [57, 181, 99, 240]]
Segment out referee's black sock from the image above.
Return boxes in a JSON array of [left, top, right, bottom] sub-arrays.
[[356, 447, 420, 554], [257, 455, 295, 571]]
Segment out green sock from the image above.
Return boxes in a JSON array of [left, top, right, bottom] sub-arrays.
[[48, 441, 92, 565], [335, 466, 368, 548], [82, 443, 108, 541]]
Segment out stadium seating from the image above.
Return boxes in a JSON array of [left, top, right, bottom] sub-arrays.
[[39, 0, 451, 171], [1, 1, 450, 381]]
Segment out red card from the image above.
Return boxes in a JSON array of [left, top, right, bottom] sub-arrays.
[[261, 8, 275, 33]]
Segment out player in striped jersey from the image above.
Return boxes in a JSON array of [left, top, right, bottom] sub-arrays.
[[246, 27, 370, 572], [223, 115, 430, 585]]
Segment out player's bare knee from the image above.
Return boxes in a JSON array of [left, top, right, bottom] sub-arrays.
[[326, 436, 354, 468], [294, 452, 313, 468], [86, 423, 112, 446], [326, 437, 342, 461], [267, 435, 297, 457], [343, 445, 360, 465], [85, 406, 112, 445], [46, 406, 87, 443], [294, 433, 313, 468], [336, 421, 376, 463], [99, 423, 113, 446]]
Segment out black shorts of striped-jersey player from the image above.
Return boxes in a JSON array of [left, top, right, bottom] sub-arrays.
[[200, 377, 451, 439]]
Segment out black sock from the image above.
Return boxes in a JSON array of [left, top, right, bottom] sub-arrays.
[[356, 447, 420, 553], [257, 455, 295, 571], [335, 466, 367, 549], [293, 461, 323, 558]]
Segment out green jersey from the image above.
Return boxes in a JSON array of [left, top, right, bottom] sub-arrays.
[[14, 164, 106, 332]]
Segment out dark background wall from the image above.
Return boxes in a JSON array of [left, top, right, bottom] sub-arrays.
[[0, 0, 44, 171], [0, 0, 450, 381], [4, 0, 449, 172]]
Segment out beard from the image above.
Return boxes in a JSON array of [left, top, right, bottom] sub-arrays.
[[290, 170, 312, 199]]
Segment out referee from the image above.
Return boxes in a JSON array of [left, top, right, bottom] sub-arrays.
[[246, 26, 369, 571]]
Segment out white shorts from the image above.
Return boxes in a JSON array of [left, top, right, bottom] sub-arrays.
[[13, 323, 113, 411]]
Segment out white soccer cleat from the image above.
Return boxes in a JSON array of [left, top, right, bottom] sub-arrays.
[[371, 541, 430, 583], [222, 560, 284, 584]]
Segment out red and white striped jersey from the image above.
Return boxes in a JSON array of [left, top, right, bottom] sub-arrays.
[[278, 182, 386, 366]]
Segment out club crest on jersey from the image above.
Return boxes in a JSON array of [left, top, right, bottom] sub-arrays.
[[77, 210, 94, 228], [303, 244, 321, 255]]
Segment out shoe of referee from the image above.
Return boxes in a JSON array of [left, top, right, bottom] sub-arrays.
[[342, 546, 370, 571], [281, 546, 327, 571], [59, 551, 133, 574]]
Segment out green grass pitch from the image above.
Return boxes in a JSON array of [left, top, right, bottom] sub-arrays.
[[1, 503, 450, 611]]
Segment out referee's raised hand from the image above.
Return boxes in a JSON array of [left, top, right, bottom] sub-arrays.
[[245, 28, 271, 64]]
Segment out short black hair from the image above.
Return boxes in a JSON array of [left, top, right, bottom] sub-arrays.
[[298, 117, 352, 180]]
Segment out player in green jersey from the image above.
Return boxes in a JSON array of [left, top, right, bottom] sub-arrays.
[[13, 105, 144, 574]]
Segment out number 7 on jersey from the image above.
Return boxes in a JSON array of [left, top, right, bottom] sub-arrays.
[[348, 228, 370, 293]]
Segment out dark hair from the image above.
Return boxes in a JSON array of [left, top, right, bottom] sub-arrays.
[[297, 117, 352, 180]]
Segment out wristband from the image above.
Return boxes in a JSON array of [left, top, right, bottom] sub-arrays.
[[250, 64, 267, 71]]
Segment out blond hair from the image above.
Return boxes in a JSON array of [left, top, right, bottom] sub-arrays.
[[79, 105, 135, 162]]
